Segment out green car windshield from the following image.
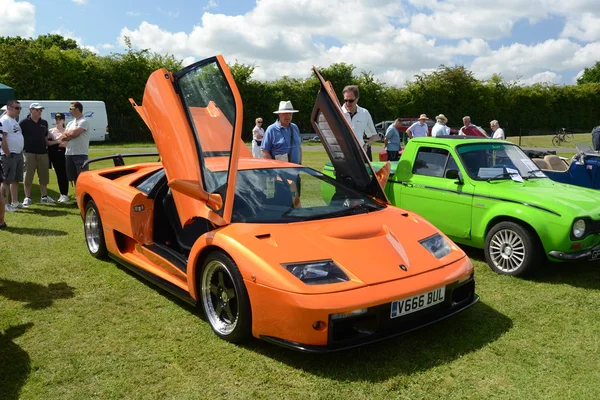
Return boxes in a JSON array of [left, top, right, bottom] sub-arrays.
[[457, 143, 547, 181]]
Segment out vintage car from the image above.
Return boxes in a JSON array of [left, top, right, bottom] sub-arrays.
[[527, 144, 600, 190], [323, 136, 600, 277], [75, 56, 478, 352]]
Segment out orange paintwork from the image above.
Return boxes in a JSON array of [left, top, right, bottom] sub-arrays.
[[76, 55, 476, 350]]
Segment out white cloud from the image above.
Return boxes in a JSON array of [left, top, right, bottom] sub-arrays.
[[204, 0, 217, 10], [126, 11, 140, 17], [561, 13, 600, 42], [100, 43, 114, 49], [53, 28, 98, 53], [0, 0, 35, 37], [116, 0, 600, 87], [72, 0, 87, 4], [519, 71, 562, 86], [157, 7, 180, 18]]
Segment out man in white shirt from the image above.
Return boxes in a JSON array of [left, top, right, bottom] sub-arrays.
[[459, 116, 488, 137], [60, 101, 90, 184], [341, 85, 378, 161], [431, 114, 450, 137], [0, 100, 26, 211], [490, 120, 505, 139], [407, 114, 430, 138]]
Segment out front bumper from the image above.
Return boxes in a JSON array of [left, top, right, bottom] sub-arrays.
[[257, 275, 478, 353], [549, 243, 600, 261]]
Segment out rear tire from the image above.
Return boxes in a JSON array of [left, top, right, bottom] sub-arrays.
[[200, 250, 251, 343], [484, 221, 541, 277], [552, 136, 561, 147], [84, 200, 108, 259]]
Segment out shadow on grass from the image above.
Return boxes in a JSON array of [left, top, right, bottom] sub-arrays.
[[0, 280, 75, 309], [462, 245, 600, 290], [0, 322, 33, 400], [26, 208, 73, 217], [0, 227, 68, 236], [243, 302, 511, 382]]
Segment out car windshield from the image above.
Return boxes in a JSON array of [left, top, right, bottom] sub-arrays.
[[457, 143, 547, 181], [230, 167, 385, 223]]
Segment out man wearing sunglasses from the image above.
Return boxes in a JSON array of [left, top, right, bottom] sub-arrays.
[[60, 101, 90, 185], [0, 100, 26, 211], [341, 85, 378, 161]]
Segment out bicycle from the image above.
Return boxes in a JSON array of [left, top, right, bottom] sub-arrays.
[[552, 128, 574, 146]]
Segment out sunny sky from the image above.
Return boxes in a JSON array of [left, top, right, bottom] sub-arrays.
[[3, 0, 600, 86]]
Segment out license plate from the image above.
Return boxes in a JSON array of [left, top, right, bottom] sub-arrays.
[[390, 287, 446, 319], [590, 249, 600, 261]]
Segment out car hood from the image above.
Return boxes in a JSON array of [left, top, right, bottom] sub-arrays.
[[486, 178, 600, 217], [220, 207, 469, 293]]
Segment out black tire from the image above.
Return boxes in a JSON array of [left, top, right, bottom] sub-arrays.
[[484, 221, 541, 277], [564, 132, 574, 142], [84, 200, 108, 259], [552, 136, 561, 147], [200, 250, 251, 343]]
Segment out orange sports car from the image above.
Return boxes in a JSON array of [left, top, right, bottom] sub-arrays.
[[76, 56, 478, 352]]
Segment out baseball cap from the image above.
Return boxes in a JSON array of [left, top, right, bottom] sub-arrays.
[[55, 113, 66, 120], [29, 102, 44, 109]]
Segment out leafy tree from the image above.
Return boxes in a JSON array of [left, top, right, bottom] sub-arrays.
[[577, 61, 600, 85]]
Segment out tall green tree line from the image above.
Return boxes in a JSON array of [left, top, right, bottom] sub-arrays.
[[2, 35, 600, 141]]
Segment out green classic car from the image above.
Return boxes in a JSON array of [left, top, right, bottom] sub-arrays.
[[321, 134, 600, 277]]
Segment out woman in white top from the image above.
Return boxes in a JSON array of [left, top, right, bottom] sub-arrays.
[[47, 113, 70, 202], [252, 117, 264, 158]]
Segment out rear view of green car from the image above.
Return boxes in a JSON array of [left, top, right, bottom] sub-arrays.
[[323, 137, 600, 276]]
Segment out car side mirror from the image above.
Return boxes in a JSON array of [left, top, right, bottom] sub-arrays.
[[168, 179, 223, 211], [445, 169, 464, 184]]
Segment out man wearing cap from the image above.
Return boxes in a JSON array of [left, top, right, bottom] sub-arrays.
[[0, 100, 26, 211], [341, 85, 378, 161], [407, 114, 431, 139], [20, 102, 55, 205], [431, 114, 451, 137], [60, 101, 90, 184], [261, 101, 302, 164]]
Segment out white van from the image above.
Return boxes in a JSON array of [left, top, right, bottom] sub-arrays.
[[1, 100, 109, 141]]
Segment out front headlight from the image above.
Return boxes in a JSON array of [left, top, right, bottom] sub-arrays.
[[282, 260, 349, 285], [572, 219, 586, 239], [419, 233, 452, 259]]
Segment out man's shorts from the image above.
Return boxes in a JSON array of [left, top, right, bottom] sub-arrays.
[[0, 153, 24, 184], [24, 152, 50, 186], [65, 154, 89, 183]]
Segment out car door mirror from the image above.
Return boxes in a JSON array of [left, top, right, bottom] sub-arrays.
[[168, 178, 224, 211], [445, 169, 464, 184]]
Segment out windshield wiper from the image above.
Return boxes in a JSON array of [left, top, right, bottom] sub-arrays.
[[523, 170, 546, 180], [486, 172, 514, 182], [297, 203, 382, 221]]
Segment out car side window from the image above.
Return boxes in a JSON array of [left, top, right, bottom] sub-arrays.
[[413, 147, 449, 178], [402, 120, 411, 126], [444, 155, 460, 179]]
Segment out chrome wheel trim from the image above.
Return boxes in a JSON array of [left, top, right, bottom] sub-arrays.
[[85, 206, 101, 254], [489, 228, 526, 273], [202, 259, 239, 336]]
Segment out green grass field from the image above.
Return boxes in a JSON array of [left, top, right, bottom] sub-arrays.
[[1, 143, 599, 399]]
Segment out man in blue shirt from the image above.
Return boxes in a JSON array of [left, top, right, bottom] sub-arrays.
[[384, 119, 402, 161], [261, 101, 302, 164]]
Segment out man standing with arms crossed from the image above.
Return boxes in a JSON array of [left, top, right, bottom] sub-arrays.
[[21, 103, 55, 205], [341, 85, 379, 161], [60, 101, 90, 185]]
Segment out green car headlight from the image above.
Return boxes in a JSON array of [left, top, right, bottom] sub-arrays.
[[420, 233, 452, 259], [572, 219, 586, 239], [282, 260, 349, 285]]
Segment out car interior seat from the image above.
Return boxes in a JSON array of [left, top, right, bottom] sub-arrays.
[[162, 190, 212, 253], [532, 158, 551, 170], [544, 155, 568, 172]]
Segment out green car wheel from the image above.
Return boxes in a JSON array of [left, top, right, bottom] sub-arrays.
[[484, 221, 542, 277]]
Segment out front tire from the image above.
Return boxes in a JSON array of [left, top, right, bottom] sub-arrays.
[[200, 251, 251, 343], [84, 200, 108, 259], [564, 132, 574, 142], [484, 221, 541, 277]]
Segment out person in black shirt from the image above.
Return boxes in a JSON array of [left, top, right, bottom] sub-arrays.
[[20, 103, 55, 205]]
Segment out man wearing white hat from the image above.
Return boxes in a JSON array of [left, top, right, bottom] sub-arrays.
[[261, 100, 302, 164], [407, 114, 430, 139]]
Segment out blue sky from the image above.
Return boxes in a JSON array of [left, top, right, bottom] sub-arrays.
[[4, 0, 600, 86]]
